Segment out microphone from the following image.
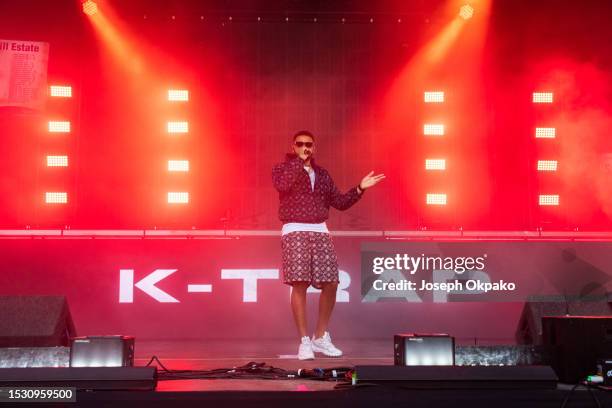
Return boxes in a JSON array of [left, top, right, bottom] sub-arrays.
[[296, 367, 351, 379], [304, 149, 312, 156], [297, 368, 324, 378]]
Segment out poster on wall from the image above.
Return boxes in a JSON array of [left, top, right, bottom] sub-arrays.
[[0, 39, 49, 110]]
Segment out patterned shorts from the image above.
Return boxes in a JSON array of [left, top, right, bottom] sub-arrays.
[[281, 231, 339, 289]]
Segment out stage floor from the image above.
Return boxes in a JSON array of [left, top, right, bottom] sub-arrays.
[[130, 338, 583, 393], [2, 339, 611, 407], [136, 338, 391, 392]]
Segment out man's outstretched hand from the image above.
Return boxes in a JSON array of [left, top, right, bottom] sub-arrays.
[[359, 171, 385, 191]]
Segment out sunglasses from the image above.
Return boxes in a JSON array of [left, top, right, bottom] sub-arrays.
[[294, 141, 313, 148]]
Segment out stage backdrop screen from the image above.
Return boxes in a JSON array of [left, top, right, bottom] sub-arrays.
[[1, 236, 611, 342]]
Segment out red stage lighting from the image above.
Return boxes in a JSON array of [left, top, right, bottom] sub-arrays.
[[426, 193, 447, 205], [82, 0, 98, 16], [167, 121, 188, 133], [50, 86, 72, 98], [168, 160, 189, 172], [424, 91, 445, 103], [168, 192, 189, 204], [47, 155, 69, 167], [48, 121, 71, 133], [425, 159, 446, 170], [533, 92, 553, 104], [539, 195, 559, 206], [424, 124, 445, 136], [535, 127, 556, 138], [168, 90, 189, 102], [459, 4, 474, 20], [537, 160, 558, 172], [45, 192, 68, 204]]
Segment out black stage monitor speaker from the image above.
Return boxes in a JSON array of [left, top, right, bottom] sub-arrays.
[[394, 334, 454, 366], [598, 359, 612, 386], [355, 365, 558, 389], [70, 336, 135, 368], [516, 299, 612, 345], [542, 316, 612, 383], [0, 367, 156, 391], [0, 296, 76, 347]]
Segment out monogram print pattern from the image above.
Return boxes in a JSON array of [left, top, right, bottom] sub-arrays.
[[281, 231, 339, 289], [272, 154, 362, 223]]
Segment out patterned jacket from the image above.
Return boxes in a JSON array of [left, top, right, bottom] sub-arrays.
[[272, 153, 362, 223]]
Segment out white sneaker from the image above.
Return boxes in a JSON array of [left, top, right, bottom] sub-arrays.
[[298, 336, 315, 360], [311, 332, 343, 357]]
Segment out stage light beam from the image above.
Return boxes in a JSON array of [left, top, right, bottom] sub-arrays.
[[537, 160, 558, 172], [424, 124, 445, 136], [47, 156, 69, 167], [426, 193, 447, 205], [48, 121, 71, 133], [539, 195, 560, 206], [168, 90, 189, 102], [459, 4, 474, 20], [167, 121, 188, 133], [535, 127, 556, 138], [425, 159, 446, 170], [45, 192, 68, 204], [533, 92, 554, 103], [168, 160, 189, 172], [168, 192, 189, 204], [82, 0, 98, 16], [49, 86, 72, 98], [424, 91, 445, 103]]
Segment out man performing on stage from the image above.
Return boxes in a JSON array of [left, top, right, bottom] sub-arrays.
[[272, 130, 385, 360]]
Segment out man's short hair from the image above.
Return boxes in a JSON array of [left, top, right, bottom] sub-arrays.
[[293, 130, 315, 141]]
